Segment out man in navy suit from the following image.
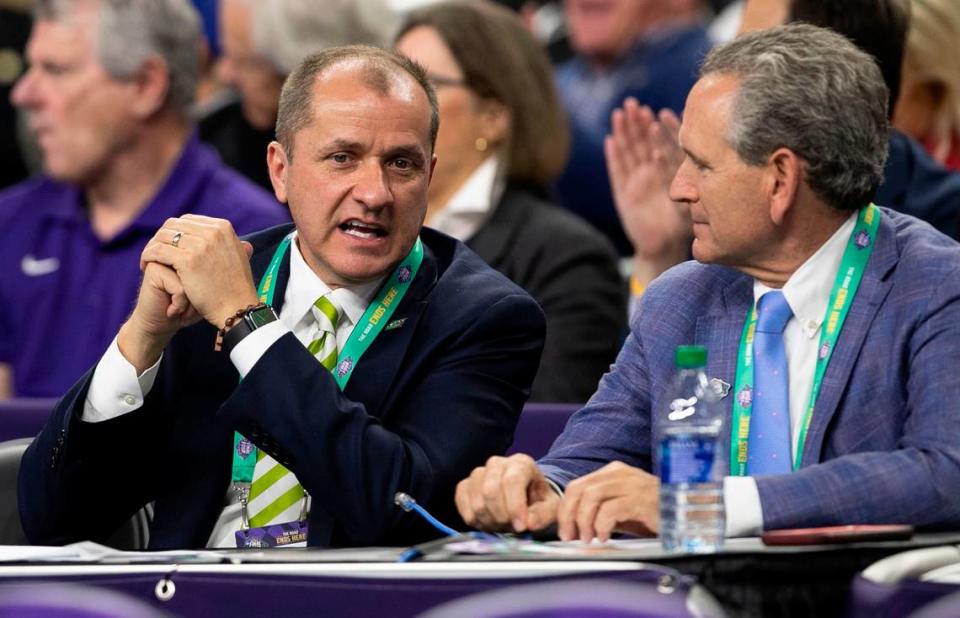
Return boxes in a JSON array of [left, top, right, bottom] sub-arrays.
[[19, 45, 545, 549], [456, 24, 960, 541]]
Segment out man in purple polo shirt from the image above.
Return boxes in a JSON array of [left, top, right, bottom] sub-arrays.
[[0, 0, 289, 398]]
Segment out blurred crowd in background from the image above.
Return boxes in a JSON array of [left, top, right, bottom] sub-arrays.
[[1, 0, 958, 404]]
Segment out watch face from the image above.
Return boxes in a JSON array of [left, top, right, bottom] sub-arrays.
[[247, 306, 278, 329]]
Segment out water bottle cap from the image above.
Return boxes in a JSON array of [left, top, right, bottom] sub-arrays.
[[675, 345, 707, 368]]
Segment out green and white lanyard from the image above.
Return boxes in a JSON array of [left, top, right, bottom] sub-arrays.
[[230, 234, 424, 486], [729, 204, 880, 475]]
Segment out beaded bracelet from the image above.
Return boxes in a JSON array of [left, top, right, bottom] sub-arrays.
[[214, 303, 267, 352]]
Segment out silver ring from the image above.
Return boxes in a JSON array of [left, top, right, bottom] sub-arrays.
[[171, 231, 183, 248]]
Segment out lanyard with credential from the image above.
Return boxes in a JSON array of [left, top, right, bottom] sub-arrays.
[[729, 204, 880, 476], [230, 234, 425, 489]]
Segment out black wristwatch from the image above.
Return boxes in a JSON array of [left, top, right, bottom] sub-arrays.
[[221, 304, 279, 355]]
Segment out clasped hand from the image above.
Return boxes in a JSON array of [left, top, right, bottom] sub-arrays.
[[455, 454, 659, 543], [120, 215, 258, 369]]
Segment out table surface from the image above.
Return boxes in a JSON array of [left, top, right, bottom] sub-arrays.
[[1, 532, 959, 618], [3, 532, 958, 566]]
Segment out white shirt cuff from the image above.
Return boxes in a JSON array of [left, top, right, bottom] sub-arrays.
[[545, 477, 564, 497], [228, 320, 289, 378], [723, 475, 764, 537], [83, 336, 161, 423]]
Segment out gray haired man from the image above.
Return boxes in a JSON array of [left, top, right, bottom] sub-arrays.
[[202, 0, 396, 189], [0, 0, 287, 398], [456, 23, 960, 541]]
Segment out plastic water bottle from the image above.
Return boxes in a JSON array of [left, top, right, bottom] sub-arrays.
[[658, 345, 725, 553]]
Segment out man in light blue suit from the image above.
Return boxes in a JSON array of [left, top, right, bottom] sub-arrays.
[[455, 23, 960, 541]]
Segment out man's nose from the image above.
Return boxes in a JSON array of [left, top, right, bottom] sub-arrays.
[[218, 55, 237, 85], [668, 160, 696, 204], [10, 68, 36, 109], [353, 161, 393, 210]]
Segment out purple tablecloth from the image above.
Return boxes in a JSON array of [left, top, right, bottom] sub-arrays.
[[0, 568, 694, 618]]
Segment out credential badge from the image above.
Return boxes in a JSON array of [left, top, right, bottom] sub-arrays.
[[236, 438, 254, 460], [337, 357, 354, 378]]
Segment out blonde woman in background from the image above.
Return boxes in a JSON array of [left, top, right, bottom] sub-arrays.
[[894, 0, 960, 170]]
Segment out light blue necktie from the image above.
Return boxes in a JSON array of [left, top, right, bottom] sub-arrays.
[[748, 290, 793, 475]]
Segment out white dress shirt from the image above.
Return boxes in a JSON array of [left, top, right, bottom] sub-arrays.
[[427, 156, 505, 241], [82, 232, 382, 546], [724, 212, 857, 536]]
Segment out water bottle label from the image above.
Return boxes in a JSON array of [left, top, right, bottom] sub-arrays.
[[660, 435, 718, 484]]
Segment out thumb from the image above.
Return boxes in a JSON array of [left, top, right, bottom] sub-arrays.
[[241, 241, 254, 259], [526, 494, 559, 531]]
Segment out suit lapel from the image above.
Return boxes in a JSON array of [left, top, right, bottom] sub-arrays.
[[799, 212, 898, 466], [341, 244, 439, 416], [696, 272, 753, 459]]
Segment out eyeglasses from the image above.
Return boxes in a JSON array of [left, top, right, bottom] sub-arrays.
[[426, 73, 467, 90]]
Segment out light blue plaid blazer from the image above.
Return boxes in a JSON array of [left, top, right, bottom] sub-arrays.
[[540, 208, 960, 530]]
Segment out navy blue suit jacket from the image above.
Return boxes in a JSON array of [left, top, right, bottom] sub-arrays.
[[540, 209, 960, 530], [19, 226, 546, 548]]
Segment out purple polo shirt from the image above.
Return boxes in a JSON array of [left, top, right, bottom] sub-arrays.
[[0, 135, 290, 397]]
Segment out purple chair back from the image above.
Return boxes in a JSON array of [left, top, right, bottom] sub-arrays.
[[908, 591, 960, 618], [507, 403, 580, 459], [849, 546, 960, 617], [849, 576, 960, 618], [0, 398, 57, 442]]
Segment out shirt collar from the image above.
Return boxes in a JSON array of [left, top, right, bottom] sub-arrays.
[[429, 156, 504, 241], [283, 231, 384, 331], [126, 134, 216, 232], [39, 181, 86, 223], [41, 134, 215, 238], [754, 212, 858, 339]]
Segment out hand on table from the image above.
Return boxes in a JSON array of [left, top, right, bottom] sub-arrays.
[[557, 461, 659, 543], [455, 454, 561, 533]]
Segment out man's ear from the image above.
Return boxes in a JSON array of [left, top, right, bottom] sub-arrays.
[[130, 56, 171, 118], [766, 147, 802, 226], [267, 141, 290, 204]]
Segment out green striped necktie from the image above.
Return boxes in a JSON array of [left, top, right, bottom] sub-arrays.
[[247, 295, 341, 528]]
